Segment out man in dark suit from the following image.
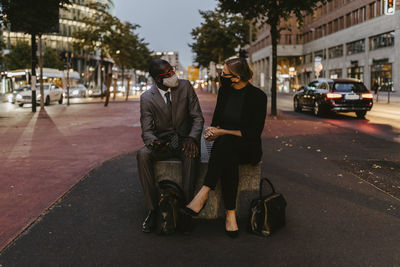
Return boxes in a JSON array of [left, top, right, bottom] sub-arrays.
[[137, 59, 204, 232]]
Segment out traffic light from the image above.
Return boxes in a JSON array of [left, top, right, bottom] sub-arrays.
[[385, 0, 396, 15]]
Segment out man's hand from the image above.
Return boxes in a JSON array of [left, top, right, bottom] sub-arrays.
[[182, 137, 199, 158], [150, 140, 169, 152]]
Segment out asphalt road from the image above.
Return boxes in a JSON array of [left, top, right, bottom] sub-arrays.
[[0, 96, 399, 266], [277, 93, 400, 143]]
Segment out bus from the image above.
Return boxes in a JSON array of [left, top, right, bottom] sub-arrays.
[[1, 68, 80, 102]]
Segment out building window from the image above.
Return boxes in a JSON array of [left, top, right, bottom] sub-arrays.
[[370, 31, 395, 50], [328, 45, 344, 58], [347, 66, 364, 81], [333, 19, 338, 32], [353, 9, 359, 24], [296, 34, 302, 44], [377, 0, 383, 15], [360, 6, 366, 22], [346, 39, 365, 55], [346, 13, 351, 27], [328, 22, 332, 34], [314, 49, 326, 60], [369, 2, 377, 18], [329, 69, 342, 79], [371, 59, 392, 92], [305, 53, 313, 64], [339, 17, 344, 30], [285, 34, 292, 44]]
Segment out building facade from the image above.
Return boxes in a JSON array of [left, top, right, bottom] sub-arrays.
[[2, 0, 114, 82], [250, 0, 400, 94]]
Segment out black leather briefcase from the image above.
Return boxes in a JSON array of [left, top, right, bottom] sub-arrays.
[[248, 178, 287, 236]]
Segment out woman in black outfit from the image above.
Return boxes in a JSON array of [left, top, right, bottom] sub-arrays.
[[183, 58, 267, 238]]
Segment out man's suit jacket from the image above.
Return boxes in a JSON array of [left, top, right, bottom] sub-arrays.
[[140, 79, 204, 146]]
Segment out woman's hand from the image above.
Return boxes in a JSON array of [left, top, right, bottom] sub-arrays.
[[204, 126, 224, 141]]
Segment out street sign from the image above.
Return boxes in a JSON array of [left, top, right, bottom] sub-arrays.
[[314, 56, 323, 75], [385, 0, 396, 15], [187, 66, 199, 81]]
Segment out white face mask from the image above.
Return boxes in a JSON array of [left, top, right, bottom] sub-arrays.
[[163, 74, 179, 88]]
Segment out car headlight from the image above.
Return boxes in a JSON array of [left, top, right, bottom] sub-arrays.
[[88, 90, 93, 94], [36, 94, 41, 99], [72, 90, 79, 95], [16, 94, 22, 100]]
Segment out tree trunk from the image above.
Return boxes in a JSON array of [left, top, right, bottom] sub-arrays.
[[125, 77, 131, 101], [112, 76, 117, 100], [31, 34, 37, 112], [100, 56, 104, 99], [121, 67, 125, 99], [104, 73, 112, 107], [38, 35, 44, 108], [270, 21, 278, 117]]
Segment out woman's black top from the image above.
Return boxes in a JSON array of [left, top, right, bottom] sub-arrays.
[[211, 83, 267, 164], [220, 86, 246, 130]]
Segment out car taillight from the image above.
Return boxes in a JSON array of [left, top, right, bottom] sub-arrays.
[[361, 93, 373, 99], [326, 93, 342, 99]]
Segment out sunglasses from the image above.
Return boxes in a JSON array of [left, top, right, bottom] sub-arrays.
[[158, 67, 176, 78], [221, 72, 236, 78]]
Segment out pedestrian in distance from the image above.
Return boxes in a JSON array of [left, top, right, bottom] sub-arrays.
[[373, 79, 379, 95], [182, 58, 267, 238], [137, 59, 204, 233]]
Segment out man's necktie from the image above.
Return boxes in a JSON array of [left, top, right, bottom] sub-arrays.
[[164, 91, 172, 119]]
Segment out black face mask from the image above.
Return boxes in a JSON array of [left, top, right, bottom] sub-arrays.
[[220, 76, 232, 88]]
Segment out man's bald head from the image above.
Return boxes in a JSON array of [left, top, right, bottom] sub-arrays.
[[149, 59, 171, 79]]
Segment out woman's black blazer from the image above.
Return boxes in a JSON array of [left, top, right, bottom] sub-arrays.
[[211, 83, 267, 164]]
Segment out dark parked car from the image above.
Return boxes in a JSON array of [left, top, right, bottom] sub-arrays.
[[293, 78, 374, 118]]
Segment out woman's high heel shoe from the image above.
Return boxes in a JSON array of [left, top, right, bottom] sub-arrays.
[[225, 229, 239, 239], [182, 200, 208, 217]]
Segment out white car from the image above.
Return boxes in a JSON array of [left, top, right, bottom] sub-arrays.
[[15, 83, 64, 107], [65, 84, 88, 98], [88, 87, 106, 97]]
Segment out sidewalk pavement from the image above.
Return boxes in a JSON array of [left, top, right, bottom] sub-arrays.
[[0, 89, 400, 266], [0, 90, 217, 252]]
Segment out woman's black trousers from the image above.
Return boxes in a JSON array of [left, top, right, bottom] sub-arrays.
[[203, 135, 249, 210]]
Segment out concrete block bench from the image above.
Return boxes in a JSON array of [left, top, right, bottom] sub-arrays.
[[154, 134, 261, 219]]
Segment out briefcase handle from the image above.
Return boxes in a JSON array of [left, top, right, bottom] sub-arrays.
[[260, 178, 276, 198]]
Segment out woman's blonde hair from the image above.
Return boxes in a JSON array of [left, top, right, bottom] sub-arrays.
[[225, 57, 253, 82]]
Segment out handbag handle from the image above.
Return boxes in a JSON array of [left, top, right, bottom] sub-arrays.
[[259, 178, 276, 198]]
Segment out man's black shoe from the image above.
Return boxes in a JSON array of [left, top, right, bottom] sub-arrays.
[[142, 210, 155, 233]]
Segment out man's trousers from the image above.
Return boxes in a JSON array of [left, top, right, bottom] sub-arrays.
[[137, 146, 198, 210]]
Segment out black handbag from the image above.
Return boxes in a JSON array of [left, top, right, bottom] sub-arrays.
[[155, 180, 186, 235], [248, 178, 287, 236]]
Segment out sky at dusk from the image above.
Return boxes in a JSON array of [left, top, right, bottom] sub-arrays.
[[113, 0, 218, 70]]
